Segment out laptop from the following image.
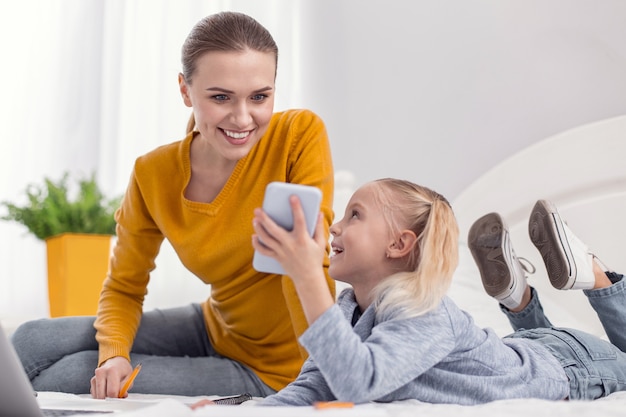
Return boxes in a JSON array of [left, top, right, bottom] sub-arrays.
[[0, 323, 119, 417]]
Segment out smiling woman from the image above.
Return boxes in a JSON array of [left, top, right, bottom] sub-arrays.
[[9, 10, 335, 400], [180, 50, 277, 203]]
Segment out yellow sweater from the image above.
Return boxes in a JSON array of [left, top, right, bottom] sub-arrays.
[[94, 109, 335, 390]]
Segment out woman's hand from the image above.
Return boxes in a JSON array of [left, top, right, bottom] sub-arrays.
[[252, 195, 334, 324], [90, 356, 133, 399]]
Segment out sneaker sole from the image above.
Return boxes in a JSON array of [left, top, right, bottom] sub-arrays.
[[468, 213, 513, 298], [528, 200, 574, 290]]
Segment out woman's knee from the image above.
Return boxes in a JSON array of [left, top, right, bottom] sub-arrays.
[[12, 316, 97, 362], [11, 319, 50, 351]]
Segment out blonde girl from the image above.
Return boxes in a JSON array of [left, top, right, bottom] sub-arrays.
[[238, 178, 626, 406]]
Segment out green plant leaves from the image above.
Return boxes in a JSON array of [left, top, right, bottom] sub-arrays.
[[1, 172, 122, 240]]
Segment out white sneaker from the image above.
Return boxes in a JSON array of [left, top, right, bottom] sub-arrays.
[[468, 212, 535, 310], [528, 200, 595, 290]]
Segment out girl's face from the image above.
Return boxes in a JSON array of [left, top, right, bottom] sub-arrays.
[[329, 183, 396, 292], [179, 49, 276, 163]]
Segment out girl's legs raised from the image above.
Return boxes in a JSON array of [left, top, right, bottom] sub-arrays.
[[468, 211, 551, 329], [528, 199, 626, 351], [584, 271, 626, 351]]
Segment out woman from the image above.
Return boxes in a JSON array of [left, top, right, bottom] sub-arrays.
[[11, 11, 335, 399]]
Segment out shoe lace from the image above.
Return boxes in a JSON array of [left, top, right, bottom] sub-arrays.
[[517, 257, 536, 275]]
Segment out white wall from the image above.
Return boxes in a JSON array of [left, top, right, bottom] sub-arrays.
[[292, 0, 626, 198], [1, 0, 626, 325]]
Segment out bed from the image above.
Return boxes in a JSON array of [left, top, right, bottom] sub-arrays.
[[32, 114, 626, 415]]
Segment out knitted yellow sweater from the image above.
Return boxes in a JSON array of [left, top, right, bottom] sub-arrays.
[[94, 109, 335, 390]]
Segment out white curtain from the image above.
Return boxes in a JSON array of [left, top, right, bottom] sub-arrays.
[[0, 0, 304, 324]]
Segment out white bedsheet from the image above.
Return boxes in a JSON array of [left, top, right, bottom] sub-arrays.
[[35, 391, 626, 417]]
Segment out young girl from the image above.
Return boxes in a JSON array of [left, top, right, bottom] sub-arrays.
[[11, 11, 334, 399], [242, 178, 626, 405]]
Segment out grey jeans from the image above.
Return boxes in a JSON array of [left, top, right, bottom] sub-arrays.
[[11, 304, 277, 397], [503, 273, 626, 400]]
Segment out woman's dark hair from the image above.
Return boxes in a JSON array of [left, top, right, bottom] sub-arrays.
[[181, 11, 278, 83]]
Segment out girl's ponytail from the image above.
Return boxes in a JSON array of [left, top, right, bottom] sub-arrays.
[[372, 179, 459, 319]]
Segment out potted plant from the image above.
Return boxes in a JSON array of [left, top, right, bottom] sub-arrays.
[[1, 172, 122, 317]]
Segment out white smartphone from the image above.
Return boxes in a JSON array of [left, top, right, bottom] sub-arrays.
[[252, 182, 323, 274]]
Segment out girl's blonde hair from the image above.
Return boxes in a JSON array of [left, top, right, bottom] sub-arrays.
[[371, 178, 459, 319]]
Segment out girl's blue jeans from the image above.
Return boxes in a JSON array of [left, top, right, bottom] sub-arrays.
[[504, 272, 626, 400]]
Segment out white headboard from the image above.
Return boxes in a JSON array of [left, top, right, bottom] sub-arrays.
[[450, 115, 626, 337]]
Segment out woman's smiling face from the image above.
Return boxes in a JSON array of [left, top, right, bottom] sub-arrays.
[[179, 49, 276, 162]]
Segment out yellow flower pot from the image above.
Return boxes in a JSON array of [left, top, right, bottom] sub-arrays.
[[45, 233, 112, 317]]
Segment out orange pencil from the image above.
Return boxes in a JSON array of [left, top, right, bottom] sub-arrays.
[[118, 363, 142, 398], [314, 401, 354, 409]]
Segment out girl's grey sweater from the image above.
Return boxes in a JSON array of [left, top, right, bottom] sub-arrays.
[[262, 289, 568, 406]]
